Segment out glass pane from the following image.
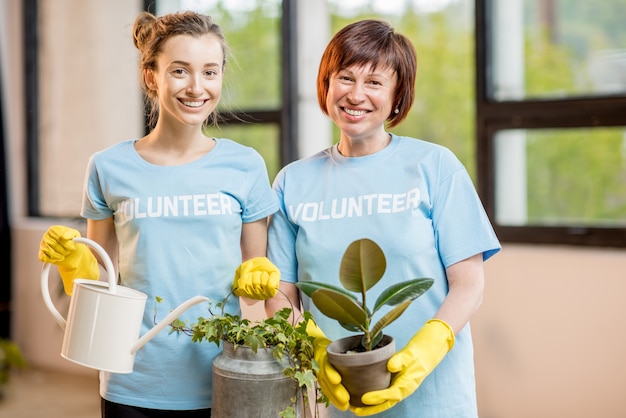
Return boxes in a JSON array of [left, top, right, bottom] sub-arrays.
[[489, 0, 626, 101], [207, 124, 280, 182], [494, 127, 626, 227], [157, 0, 282, 109], [326, 0, 477, 178]]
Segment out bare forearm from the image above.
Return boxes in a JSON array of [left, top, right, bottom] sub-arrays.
[[434, 253, 485, 334], [264, 281, 301, 321]]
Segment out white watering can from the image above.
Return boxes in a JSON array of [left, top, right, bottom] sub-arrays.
[[41, 237, 209, 374]]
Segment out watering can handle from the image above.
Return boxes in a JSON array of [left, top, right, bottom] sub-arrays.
[[73, 237, 118, 293], [40, 236, 118, 329]]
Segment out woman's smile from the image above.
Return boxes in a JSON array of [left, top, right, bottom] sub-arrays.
[[343, 107, 369, 117], [180, 99, 207, 108]]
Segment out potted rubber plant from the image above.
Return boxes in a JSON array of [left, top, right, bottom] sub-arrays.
[[167, 297, 327, 418], [295, 238, 434, 406]]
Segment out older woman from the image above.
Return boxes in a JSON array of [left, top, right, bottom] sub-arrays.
[[267, 19, 500, 418]]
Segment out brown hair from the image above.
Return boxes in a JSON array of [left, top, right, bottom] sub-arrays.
[[316, 19, 417, 128], [132, 11, 229, 128]]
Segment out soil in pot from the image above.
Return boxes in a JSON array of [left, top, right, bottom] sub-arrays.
[[212, 341, 299, 417], [326, 335, 395, 407]]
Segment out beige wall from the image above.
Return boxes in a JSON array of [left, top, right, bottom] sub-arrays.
[[2, 1, 625, 417], [1, 0, 143, 376], [474, 244, 626, 418], [38, 0, 144, 216]]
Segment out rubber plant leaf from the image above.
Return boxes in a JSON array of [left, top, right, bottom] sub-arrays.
[[369, 299, 413, 346], [372, 278, 434, 314], [296, 281, 357, 301], [339, 322, 363, 333], [339, 238, 386, 293], [310, 288, 367, 328]]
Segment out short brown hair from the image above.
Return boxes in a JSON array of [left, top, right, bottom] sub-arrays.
[[317, 19, 417, 128]]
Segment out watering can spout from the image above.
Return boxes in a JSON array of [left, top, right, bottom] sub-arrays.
[[131, 295, 210, 354]]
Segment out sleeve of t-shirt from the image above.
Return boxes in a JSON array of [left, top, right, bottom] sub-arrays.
[[81, 153, 113, 220], [241, 150, 279, 223], [432, 151, 501, 267], [267, 169, 299, 284]]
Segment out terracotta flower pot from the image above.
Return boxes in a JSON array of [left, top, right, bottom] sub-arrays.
[[326, 335, 395, 407]]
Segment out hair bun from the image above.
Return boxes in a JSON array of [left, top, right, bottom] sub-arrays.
[[132, 11, 157, 51]]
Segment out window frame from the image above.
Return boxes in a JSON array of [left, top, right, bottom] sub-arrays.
[[24, 0, 39, 216], [475, 0, 626, 248]]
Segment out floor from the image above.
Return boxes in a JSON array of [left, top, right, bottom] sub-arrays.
[[0, 367, 326, 418], [0, 368, 101, 418]]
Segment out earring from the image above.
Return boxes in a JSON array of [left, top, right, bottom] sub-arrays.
[[394, 108, 399, 114]]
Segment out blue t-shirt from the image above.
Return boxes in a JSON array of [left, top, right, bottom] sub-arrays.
[[267, 134, 500, 418], [81, 138, 278, 410]]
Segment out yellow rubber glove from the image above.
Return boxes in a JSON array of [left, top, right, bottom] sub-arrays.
[[352, 319, 455, 416], [38, 225, 100, 296], [232, 257, 280, 300], [306, 320, 350, 411]]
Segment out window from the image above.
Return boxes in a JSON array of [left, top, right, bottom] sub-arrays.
[[476, 0, 626, 247]]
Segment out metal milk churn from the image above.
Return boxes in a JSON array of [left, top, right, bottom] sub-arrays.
[[211, 341, 299, 417]]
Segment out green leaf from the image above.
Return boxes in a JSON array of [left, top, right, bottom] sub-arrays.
[[339, 239, 386, 293], [294, 369, 317, 390], [372, 278, 434, 313], [370, 299, 412, 339], [311, 289, 367, 327], [296, 281, 357, 300], [338, 321, 363, 333], [280, 406, 296, 418]]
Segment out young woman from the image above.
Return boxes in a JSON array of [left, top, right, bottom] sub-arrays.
[[267, 19, 501, 417], [38, 11, 282, 417]]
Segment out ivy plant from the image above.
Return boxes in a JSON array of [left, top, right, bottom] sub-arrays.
[[164, 297, 327, 418]]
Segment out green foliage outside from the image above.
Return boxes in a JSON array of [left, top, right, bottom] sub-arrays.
[[523, 0, 626, 97], [526, 128, 626, 226], [196, 1, 282, 181], [207, 123, 281, 181], [210, 2, 281, 111], [520, 0, 626, 225]]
